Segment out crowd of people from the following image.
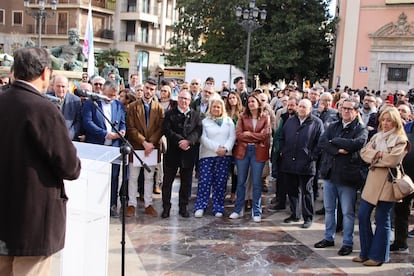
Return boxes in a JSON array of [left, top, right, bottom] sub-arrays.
[[2, 46, 414, 274], [69, 72, 414, 267]]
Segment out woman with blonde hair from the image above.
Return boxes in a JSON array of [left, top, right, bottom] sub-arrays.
[[194, 98, 236, 217], [159, 85, 176, 111], [354, 106, 409, 266]]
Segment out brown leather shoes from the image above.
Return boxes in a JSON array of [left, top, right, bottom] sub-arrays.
[[363, 259, 383, 266], [352, 256, 368, 263], [126, 205, 135, 217], [145, 205, 158, 217]]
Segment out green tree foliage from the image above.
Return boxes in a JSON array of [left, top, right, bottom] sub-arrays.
[[96, 48, 122, 71], [167, 0, 336, 85]]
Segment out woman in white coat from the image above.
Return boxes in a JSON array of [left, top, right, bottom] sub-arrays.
[[194, 98, 236, 218]]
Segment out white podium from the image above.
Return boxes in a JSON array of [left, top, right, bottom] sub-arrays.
[[60, 142, 121, 276]]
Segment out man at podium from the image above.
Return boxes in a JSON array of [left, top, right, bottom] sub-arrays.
[[0, 47, 81, 275]]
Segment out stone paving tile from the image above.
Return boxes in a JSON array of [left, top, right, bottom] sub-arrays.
[[106, 178, 414, 275]]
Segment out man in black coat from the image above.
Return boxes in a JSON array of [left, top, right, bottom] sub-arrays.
[[279, 99, 324, 229], [314, 98, 368, 256], [0, 47, 81, 275], [161, 90, 202, 218]]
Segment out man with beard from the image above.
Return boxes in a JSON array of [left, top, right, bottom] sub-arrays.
[[269, 96, 299, 211], [360, 93, 377, 126], [126, 78, 164, 217]]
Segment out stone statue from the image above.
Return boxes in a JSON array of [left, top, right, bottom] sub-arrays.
[[102, 62, 122, 86], [50, 28, 85, 71], [24, 40, 36, 48], [1, 56, 12, 67]]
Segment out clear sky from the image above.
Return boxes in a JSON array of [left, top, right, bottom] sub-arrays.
[[329, 0, 336, 16]]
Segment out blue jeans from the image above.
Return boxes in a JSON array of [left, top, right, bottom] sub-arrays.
[[234, 145, 265, 217], [358, 199, 394, 263], [323, 180, 357, 246]]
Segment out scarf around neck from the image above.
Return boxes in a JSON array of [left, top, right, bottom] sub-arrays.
[[374, 128, 398, 152]]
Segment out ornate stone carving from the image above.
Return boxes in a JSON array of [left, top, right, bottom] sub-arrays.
[[370, 13, 414, 37]]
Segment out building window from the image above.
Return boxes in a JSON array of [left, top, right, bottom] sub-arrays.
[[142, 0, 150, 13], [388, 67, 409, 82], [128, 0, 136, 12], [0, 10, 5, 25], [12, 11, 23, 26], [140, 22, 148, 43], [126, 21, 135, 41], [57, 12, 68, 35]]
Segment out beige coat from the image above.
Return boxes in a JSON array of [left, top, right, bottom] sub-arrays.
[[360, 132, 408, 205]]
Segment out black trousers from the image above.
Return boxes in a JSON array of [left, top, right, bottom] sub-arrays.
[[394, 193, 414, 247], [276, 172, 287, 207], [285, 173, 314, 222], [162, 165, 193, 210]]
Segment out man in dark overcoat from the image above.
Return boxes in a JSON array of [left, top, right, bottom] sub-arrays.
[[161, 90, 202, 218], [0, 47, 81, 275]]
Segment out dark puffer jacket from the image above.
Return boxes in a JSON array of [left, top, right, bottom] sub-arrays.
[[319, 118, 368, 187]]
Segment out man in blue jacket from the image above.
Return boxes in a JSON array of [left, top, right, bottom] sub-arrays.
[[279, 99, 324, 229], [82, 80, 126, 216]]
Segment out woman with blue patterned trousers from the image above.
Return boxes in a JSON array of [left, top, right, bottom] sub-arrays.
[[229, 94, 271, 223], [194, 98, 236, 218]]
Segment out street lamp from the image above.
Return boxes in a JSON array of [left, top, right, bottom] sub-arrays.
[[236, 0, 267, 83], [24, 0, 58, 47]]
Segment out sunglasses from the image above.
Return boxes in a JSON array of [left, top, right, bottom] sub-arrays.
[[94, 83, 104, 86]]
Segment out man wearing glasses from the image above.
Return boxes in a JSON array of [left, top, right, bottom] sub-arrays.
[[81, 72, 89, 83], [395, 90, 408, 103], [314, 98, 367, 256], [190, 85, 217, 120], [190, 78, 202, 100], [161, 90, 202, 218], [91, 76, 105, 94], [360, 93, 377, 126]]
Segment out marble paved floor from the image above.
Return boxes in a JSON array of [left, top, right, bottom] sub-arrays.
[[107, 178, 414, 276]]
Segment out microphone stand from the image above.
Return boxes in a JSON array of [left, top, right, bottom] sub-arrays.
[[91, 100, 150, 276]]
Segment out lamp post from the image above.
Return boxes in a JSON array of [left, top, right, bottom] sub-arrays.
[[236, 0, 267, 83], [24, 0, 57, 47]]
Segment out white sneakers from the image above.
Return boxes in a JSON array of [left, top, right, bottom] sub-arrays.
[[229, 211, 261, 222], [194, 209, 204, 218], [215, 212, 223, 218], [229, 212, 240, 219], [252, 216, 261, 223]]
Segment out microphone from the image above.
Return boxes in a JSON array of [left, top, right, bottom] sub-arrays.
[[43, 94, 61, 103], [74, 88, 111, 102]]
